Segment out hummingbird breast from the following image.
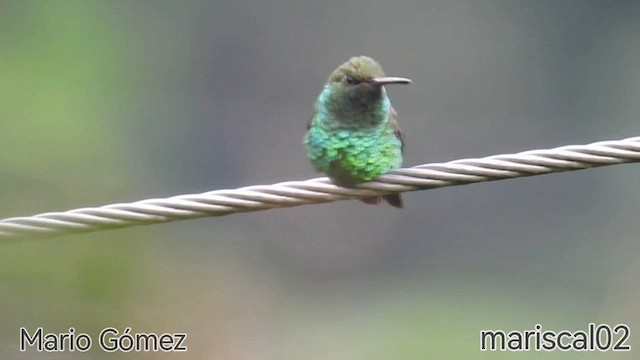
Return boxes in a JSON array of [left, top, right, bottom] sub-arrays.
[[304, 91, 403, 184]]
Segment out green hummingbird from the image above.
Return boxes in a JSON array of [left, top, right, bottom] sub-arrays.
[[304, 56, 411, 208]]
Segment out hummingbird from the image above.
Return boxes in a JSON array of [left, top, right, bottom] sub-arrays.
[[304, 56, 411, 208]]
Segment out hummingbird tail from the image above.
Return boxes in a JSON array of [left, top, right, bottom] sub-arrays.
[[359, 194, 403, 208], [383, 194, 403, 208]]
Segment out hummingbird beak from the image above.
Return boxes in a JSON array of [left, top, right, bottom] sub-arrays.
[[370, 76, 412, 85]]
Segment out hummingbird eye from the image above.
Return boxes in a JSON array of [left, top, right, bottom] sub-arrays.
[[344, 75, 358, 85]]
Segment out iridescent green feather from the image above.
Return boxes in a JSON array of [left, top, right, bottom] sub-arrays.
[[304, 85, 403, 184]]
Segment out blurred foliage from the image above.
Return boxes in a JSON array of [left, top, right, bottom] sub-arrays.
[[0, 2, 145, 358]]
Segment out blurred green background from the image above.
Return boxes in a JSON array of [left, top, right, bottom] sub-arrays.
[[1, 0, 639, 359]]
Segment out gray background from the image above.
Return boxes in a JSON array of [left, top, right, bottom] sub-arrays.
[[1, 0, 639, 358]]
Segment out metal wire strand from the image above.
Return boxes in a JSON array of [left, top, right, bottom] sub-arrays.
[[2, 136, 639, 240]]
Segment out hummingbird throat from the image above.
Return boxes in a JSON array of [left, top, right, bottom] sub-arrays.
[[319, 85, 391, 128]]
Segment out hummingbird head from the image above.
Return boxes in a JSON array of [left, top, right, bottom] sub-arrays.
[[323, 56, 411, 116]]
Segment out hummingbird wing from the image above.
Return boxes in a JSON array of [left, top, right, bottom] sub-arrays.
[[306, 102, 319, 130], [362, 105, 404, 208], [390, 106, 405, 154]]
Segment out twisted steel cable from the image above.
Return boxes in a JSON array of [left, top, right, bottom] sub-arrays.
[[1, 136, 640, 240]]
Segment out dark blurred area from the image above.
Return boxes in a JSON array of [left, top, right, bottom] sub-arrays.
[[1, 0, 639, 358]]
